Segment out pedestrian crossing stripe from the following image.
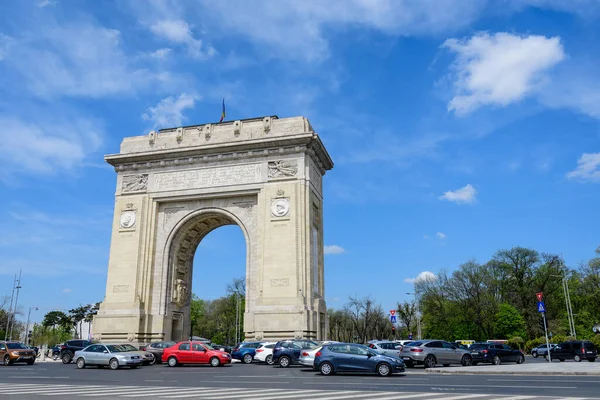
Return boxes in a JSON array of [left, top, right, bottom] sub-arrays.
[[0, 383, 594, 400]]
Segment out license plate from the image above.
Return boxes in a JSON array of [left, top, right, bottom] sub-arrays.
[[402, 357, 410, 360], [587, 351, 593, 353]]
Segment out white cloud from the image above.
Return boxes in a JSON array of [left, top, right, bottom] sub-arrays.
[[142, 93, 198, 129], [436, 232, 447, 239], [567, 153, 600, 183], [62, 288, 72, 294], [150, 19, 215, 59], [439, 184, 477, 205], [404, 271, 436, 284], [37, 0, 55, 7], [443, 32, 565, 115], [148, 48, 173, 60], [324, 245, 345, 255], [0, 116, 103, 177], [0, 34, 15, 61]]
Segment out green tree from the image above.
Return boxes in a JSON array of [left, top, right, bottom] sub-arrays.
[[68, 305, 90, 339], [42, 311, 72, 331], [494, 303, 527, 339]]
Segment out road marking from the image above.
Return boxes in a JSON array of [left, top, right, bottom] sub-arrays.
[[431, 395, 488, 400], [159, 388, 252, 398], [145, 380, 164, 382], [311, 382, 579, 389], [373, 394, 443, 400], [161, 388, 288, 399]]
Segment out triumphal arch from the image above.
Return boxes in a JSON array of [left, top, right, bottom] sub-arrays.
[[92, 116, 333, 344]]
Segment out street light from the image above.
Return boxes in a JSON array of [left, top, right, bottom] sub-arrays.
[[550, 273, 576, 338], [406, 292, 422, 341], [25, 306, 38, 346]]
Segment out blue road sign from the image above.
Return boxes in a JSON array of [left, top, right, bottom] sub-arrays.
[[390, 315, 397, 323], [408, 334, 413, 340], [537, 301, 546, 313]]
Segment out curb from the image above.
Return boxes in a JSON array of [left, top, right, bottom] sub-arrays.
[[425, 369, 600, 376]]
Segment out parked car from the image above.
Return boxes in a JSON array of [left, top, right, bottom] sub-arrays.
[[469, 342, 525, 365], [210, 344, 232, 354], [400, 340, 472, 368], [0, 341, 36, 365], [253, 342, 276, 365], [140, 341, 176, 364], [231, 341, 263, 364], [546, 340, 597, 362], [368, 341, 402, 358], [272, 339, 320, 368], [60, 340, 93, 364], [314, 343, 405, 376], [298, 346, 323, 369], [531, 343, 557, 358], [162, 341, 232, 367], [74, 344, 144, 370]]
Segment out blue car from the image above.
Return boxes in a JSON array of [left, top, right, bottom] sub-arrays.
[[272, 339, 320, 367], [231, 342, 262, 364], [314, 343, 405, 376]]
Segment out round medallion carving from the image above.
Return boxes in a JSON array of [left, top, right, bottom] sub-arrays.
[[271, 198, 290, 217], [120, 211, 136, 229]]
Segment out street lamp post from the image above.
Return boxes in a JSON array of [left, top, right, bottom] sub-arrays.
[[406, 292, 422, 341], [551, 273, 576, 338], [7, 270, 22, 341], [25, 307, 38, 345]]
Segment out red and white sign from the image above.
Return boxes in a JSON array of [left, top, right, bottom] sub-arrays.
[[390, 310, 396, 316], [536, 292, 543, 302]]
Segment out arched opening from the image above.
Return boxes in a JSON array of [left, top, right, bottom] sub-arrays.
[[166, 209, 249, 342]]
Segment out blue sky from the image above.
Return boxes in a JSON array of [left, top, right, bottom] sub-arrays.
[[1, 0, 600, 325]]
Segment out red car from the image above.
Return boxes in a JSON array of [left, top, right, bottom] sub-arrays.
[[162, 341, 232, 367]]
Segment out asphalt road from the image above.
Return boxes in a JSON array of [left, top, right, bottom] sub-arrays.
[[0, 358, 598, 400]]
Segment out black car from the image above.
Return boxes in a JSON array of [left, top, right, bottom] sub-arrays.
[[210, 344, 232, 354], [469, 343, 525, 365], [60, 340, 93, 364], [547, 340, 597, 362], [272, 339, 320, 367]]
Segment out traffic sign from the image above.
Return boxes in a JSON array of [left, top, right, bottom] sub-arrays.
[[537, 301, 546, 313], [408, 334, 413, 340], [536, 292, 543, 302], [390, 310, 396, 316], [390, 315, 397, 323]]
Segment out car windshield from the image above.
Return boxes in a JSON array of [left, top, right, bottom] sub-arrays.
[[307, 341, 320, 349], [470, 344, 488, 350], [119, 344, 139, 352], [6, 343, 28, 350], [204, 343, 214, 350]]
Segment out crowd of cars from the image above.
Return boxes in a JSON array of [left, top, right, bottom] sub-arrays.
[[2, 337, 597, 374]]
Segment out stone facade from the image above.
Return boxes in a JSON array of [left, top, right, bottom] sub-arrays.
[[93, 116, 333, 344]]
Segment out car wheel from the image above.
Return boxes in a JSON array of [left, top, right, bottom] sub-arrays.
[[589, 358, 596, 362], [109, 358, 120, 370], [62, 352, 72, 364], [492, 355, 501, 365], [532, 351, 538, 358], [167, 356, 178, 367], [3, 355, 11, 366], [516, 355, 525, 364], [279, 356, 290, 368], [243, 354, 253, 364], [424, 355, 436, 369], [574, 354, 582, 362], [377, 363, 391, 377], [76, 358, 86, 369], [149, 356, 157, 365], [461, 355, 473, 366], [265, 355, 274, 365], [320, 362, 334, 375], [210, 357, 220, 367]]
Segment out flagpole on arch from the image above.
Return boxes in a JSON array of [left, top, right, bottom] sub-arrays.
[[219, 96, 226, 123]]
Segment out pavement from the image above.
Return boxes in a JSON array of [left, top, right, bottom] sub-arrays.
[[1, 360, 599, 399], [427, 361, 600, 376]]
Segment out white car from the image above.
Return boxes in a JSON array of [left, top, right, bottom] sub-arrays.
[[298, 346, 323, 369], [253, 342, 276, 365]]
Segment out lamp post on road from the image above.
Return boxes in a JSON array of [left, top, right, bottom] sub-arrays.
[[551, 273, 576, 338], [406, 292, 422, 341], [25, 306, 38, 345]]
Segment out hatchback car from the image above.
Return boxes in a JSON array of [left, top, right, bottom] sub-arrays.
[[253, 342, 276, 365], [469, 343, 525, 365], [231, 342, 262, 364], [547, 340, 597, 362], [368, 341, 402, 358], [140, 341, 176, 364], [298, 346, 323, 369], [74, 344, 144, 370], [163, 341, 231, 367], [272, 339, 320, 367], [0, 341, 36, 365], [314, 343, 405, 376], [400, 340, 472, 368]]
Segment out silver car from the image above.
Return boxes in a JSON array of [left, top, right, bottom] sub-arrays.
[[74, 344, 144, 370], [368, 341, 402, 358], [298, 346, 323, 369], [400, 340, 472, 368], [117, 343, 155, 365], [531, 343, 557, 358]]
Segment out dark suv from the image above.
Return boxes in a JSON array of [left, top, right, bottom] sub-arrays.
[[60, 340, 93, 364], [547, 340, 597, 362], [272, 339, 320, 367], [469, 342, 525, 365]]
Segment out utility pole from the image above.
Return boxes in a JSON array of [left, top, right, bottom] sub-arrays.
[[563, 276, 576, 338], [4, 274, 17, 341], [25, 306, 38, 345], [7, 270, 22, 341]]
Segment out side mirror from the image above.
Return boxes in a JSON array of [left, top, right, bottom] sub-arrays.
[[103, 350, 108, 353]]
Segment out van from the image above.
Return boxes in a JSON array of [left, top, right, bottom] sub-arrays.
[[547, 340, 597, 362]]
